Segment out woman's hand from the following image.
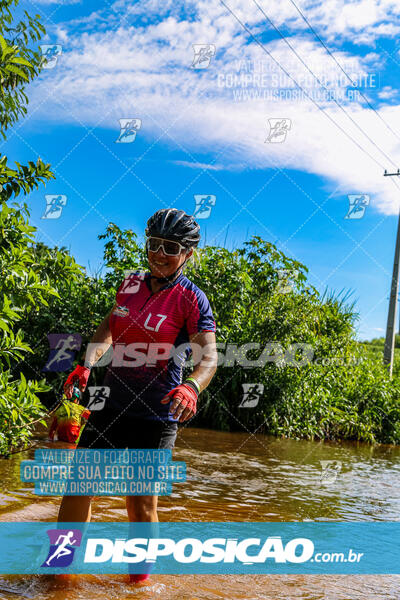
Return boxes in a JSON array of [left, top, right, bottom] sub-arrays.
[[160, 384, 198, 422], [64, 365, 91, 399], [63, 305, 114, 399]]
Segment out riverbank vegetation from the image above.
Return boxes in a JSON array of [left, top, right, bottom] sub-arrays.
[[4, 220, 400, 454], [1, 1, 400, 456]]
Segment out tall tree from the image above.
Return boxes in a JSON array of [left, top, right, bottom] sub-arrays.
[[0, 0, 81, 455]]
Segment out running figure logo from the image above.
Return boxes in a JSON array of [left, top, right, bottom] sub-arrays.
[[42, 529, 82, 568], [265, 118, 291, 143], [39, 44, 62, 69], [120, 270, 146, 293], [7, 28, 24, 48], [191, 44, 216, 69], [87, 386, 110, 411], [115, 119, 142, 143], [42, 334, 82, 372], [239, 383, 264, 408], [193, 195, 216, 219], [344, 195, 370, 219], [320, 460, 342, 485], [41, 195, 67, 219]]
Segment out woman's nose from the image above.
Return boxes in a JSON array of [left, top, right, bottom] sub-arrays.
[[154, 246, 166, 257]]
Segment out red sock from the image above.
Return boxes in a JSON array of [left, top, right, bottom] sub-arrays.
[[129, 573, 150, 583]]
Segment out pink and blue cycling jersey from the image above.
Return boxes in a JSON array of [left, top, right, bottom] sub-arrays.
[[103, 271, 216, 421]]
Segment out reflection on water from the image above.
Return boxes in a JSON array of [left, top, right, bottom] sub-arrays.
[[0, 426, 399, 599]]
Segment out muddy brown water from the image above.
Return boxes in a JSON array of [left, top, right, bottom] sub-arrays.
[[0, 426, 399, 599]]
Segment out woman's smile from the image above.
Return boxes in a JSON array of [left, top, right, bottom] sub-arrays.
[[148, 247, 183, 277]]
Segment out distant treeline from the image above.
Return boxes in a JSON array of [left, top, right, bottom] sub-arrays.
[[362, 335, 400, 348]]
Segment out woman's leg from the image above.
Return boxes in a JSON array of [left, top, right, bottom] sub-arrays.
[[52, 496, 93, 583], [125, 495, 158, 522], [126, 496, 158, 583], [58, 495, 93, 522]]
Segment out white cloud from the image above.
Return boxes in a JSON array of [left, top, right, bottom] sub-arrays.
[[171, 160, 227, 170], [28, 0, 400, 214], [55, 26, 69, 43], [309, 0, 400, 43], [378, 86, 398, 100]]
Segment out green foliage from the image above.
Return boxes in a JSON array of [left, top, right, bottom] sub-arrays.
[[10, 218, 400, 447], [98, 222, 147, 289], [0, 155, 54, 199], [1, 0, 398, 449], [182, 238, 400, 444], [0, 0, 61, 456], [48, 226, 398, 445], [0, 370, 48, 456], [0, 200, 87, 456], [0, 201, 54, 455], [0, 0, 45, 137], [16, 243, 113, 391], [362, 334, 400, 348], [14, 226, 144, 394]]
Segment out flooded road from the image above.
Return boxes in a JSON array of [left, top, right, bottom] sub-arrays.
[[0, 426, 399, 599]]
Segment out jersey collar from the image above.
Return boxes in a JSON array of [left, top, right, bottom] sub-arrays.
[[144, 271, 184, 293]]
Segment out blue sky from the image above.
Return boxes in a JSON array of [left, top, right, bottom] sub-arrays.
[[5, 0, 400, 340]]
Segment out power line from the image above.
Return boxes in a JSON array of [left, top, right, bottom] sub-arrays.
[[219, 0, 388, 172], [251, 0, 398, 170], [282, 0, 400, 144]]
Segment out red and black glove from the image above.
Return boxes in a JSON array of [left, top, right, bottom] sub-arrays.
[[64, 365, 91, 399], [160, 383, 198, 422]]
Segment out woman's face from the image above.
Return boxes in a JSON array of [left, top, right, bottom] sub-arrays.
[[147, 239, 193, 279]]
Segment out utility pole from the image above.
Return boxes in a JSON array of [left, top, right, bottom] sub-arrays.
[[383, 168, 400, 377]]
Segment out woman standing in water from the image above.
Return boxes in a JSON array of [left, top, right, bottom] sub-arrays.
[[58, 208, 218, 584]]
